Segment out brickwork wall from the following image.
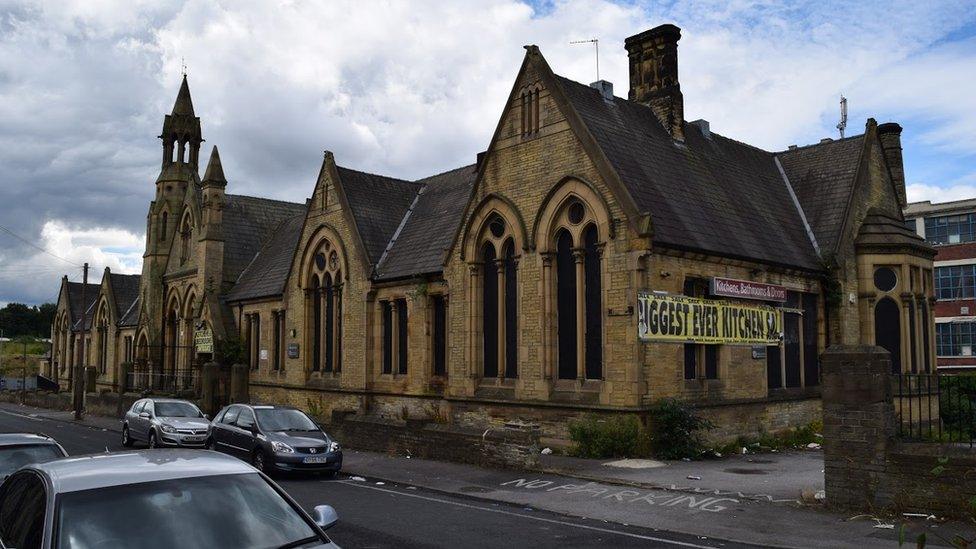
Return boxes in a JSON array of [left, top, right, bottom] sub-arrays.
[[822, 345, 976, 517]]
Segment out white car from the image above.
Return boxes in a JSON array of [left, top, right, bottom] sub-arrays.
[[0, 449, 341, 549]]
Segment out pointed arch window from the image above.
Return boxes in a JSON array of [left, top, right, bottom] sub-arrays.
[[306, 239, 342, 374], [478, 214, 519, 380], [520, 85, 541, 136], [551, 198, 603, 381], [179, 214, 192, 265], [160, 211, 169, 242]]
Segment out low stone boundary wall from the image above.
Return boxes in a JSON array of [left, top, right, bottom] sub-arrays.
[[328, 412, 541, 470], [0, 390, 140, 419], [822, 345, 976, 518]]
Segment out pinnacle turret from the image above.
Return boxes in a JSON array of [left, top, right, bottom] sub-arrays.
[[202, 146, 226, 185]]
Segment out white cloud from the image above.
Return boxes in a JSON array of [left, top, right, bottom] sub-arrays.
[[1, 0, 975, 304]]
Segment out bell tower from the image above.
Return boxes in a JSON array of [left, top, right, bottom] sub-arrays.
[[160, 75, 203, 171]]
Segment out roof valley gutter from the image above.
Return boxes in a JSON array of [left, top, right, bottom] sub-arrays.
[[374, 185, 425, 278], [774, 156, 821, 259]]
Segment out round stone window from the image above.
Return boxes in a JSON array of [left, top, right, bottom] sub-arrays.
[[567, 201, 585, 225], [874, 267, 897, 292], [314, 253, 327, 270], [488, 216, 506, 238], [329, 250, 339, 270]]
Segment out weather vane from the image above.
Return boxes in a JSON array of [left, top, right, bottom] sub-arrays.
[[570, 38, 600, 81]]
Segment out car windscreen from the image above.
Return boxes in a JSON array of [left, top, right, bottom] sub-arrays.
[[154, 401, 203, 418], [255, 409, 319, 432], [0, 444, 65, 477], [56, 473, 322, 549]]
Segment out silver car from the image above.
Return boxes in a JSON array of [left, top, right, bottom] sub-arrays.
[[122, 398, 210, 448], [0, 449, 340, 548]]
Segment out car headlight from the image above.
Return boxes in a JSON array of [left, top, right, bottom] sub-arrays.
[[160, 424, 177, 434], [271, 441, 294, 454], [329, 441, 341, 453]]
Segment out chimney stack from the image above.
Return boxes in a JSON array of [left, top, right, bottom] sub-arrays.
[[625, 24, 684, 141], [878, 122, 906, 208]]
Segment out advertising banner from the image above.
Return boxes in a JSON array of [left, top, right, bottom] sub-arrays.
[[710, 277, 788, 302], [637, 291, 783, 345]]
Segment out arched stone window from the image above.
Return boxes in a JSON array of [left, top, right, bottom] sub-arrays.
[[520, 84, 542, 136], [306, 239, 342, 374], [478, 214, 519, 380], [160, 211, 168, 242], [95, 300, 109, 375], [179, 213, 192, 265], [535, 185, 608, 382]]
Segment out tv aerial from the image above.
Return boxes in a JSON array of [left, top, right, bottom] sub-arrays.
[[836, 95, 848, 139], [570, 38, 600, 81]]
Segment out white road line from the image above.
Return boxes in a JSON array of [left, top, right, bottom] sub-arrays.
[[0, 409, 43, 421], [337, 480, 721, 549]]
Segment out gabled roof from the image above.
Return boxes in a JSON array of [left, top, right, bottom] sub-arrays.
[[777, 136, 865, 255], [225, 214, 305, 302], [65, 281, 99, 329], [221, 194, 307, 283], [108, 273, 141, 322], [336, 166, 422, 267], [553, 74, 823, 271], [375, 164, 478, 280], [119, 296, 140, 328]]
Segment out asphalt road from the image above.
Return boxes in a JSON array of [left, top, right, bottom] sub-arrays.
[[0, 409, 758, 549]]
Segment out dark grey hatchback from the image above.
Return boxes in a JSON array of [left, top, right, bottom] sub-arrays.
[[207, 404, 342, 475]]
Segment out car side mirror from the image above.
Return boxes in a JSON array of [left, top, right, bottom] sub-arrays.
[[139, 412, 150, 419], [312, 505, 338, 530], [203, 414, 210, 420]]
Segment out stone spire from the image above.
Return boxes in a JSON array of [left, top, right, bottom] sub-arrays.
[[171, 75, 195, 116], [159, 75, 203, 169], [202, 146, 226, 185]]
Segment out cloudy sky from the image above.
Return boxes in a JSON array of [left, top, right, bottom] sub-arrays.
[[1, 0, 975, 305]]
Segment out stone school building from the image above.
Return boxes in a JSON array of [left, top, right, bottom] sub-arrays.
[[49, 24, 935, 441]]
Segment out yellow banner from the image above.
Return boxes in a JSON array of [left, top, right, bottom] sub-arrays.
[[637, 291, 782, 345]]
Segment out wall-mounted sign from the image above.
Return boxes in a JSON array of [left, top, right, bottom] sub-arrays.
[[751, 345, 767, 359], [287, 343, 300, 359], [193, 326, 213, 353], [260, 349, 268, 360], [710, 277, 788, 302], [637, 291, 782, 345]]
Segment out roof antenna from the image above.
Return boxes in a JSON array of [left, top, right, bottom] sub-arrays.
[[570, 39, 599, 81], [836, 95, 848, 139]]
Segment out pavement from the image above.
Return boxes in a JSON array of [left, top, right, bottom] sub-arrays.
[[0, 401, 965, 548]]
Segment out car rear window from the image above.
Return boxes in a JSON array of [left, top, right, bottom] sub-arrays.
[[0, 444, 65, 478]]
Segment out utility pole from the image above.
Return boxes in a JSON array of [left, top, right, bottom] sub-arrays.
[[21, 338, 27, 404], [74, 263, 88, 420]]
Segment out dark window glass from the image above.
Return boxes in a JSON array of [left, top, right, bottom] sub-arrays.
[[935, 265, 976, 300], [482, 244, 498, 378], [155, 402, 202, 418], [382, 302, 393, 374], [55, 474, 319, 549], [0, 445, 65, 478], [324, 274, 334, 373], [556, 230, 577, 380], [704, 346, 718, 380], [784, 312, 801, 387], [335, 287, 342, 373], [488, 216, 505, 238], [683, 278, 698, 380], [567, 201, 585, 225], [504, 240, 518, 379], [936, 321, 976, 357], [924, 213, 976, 245], [874, 267, 897, 292], [236, 408, 255, 430], [397, 298, 408, 374], [802, 293, 820, 387], [432, 296, 447, 377], [875, 297, 902, 373], [222, 406, 240, 425], [255, 409, 317, 432], [908, 300, 918, 373], [311, 278, 321, 372], [583, 225, 602, 379], [0, 472, 46, 549]]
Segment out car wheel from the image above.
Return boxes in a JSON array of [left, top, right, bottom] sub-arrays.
[[148, 430, 158, 449], [252, 450, 268, 473], [121, 425, 133, 447]]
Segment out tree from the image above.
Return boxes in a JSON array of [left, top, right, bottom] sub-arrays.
[[0, 303, 58, 338]]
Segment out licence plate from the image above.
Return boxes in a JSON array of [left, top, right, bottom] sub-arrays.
[[183, 436, 204, 442], [304, 456, 329, 464]]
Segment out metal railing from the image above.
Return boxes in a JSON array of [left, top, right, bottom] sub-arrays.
[[892, 373, 976, 446], [127, 361, 199, 394]]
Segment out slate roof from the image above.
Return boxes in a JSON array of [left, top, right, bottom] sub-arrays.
[[225, 214, 305, 302], [777, 136, 865, 255], [554, 75, 823, 271], [66, 282, 99, 329], [108, 273, 141, 321], [221, 194, 306, 283], [856, 210, 934, 255], [375, 164, 478, 281], [119, 297, 140, 328], [337, 166, 422, 267]]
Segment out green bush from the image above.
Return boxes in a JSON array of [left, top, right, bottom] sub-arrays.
[[568, 414, 647, 459], [940, 375, 976, 439], [647, 399, 713, 460]]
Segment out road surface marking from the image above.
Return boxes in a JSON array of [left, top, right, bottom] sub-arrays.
[[337, 480, 722, 548], [0, 409, 43, 421]]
